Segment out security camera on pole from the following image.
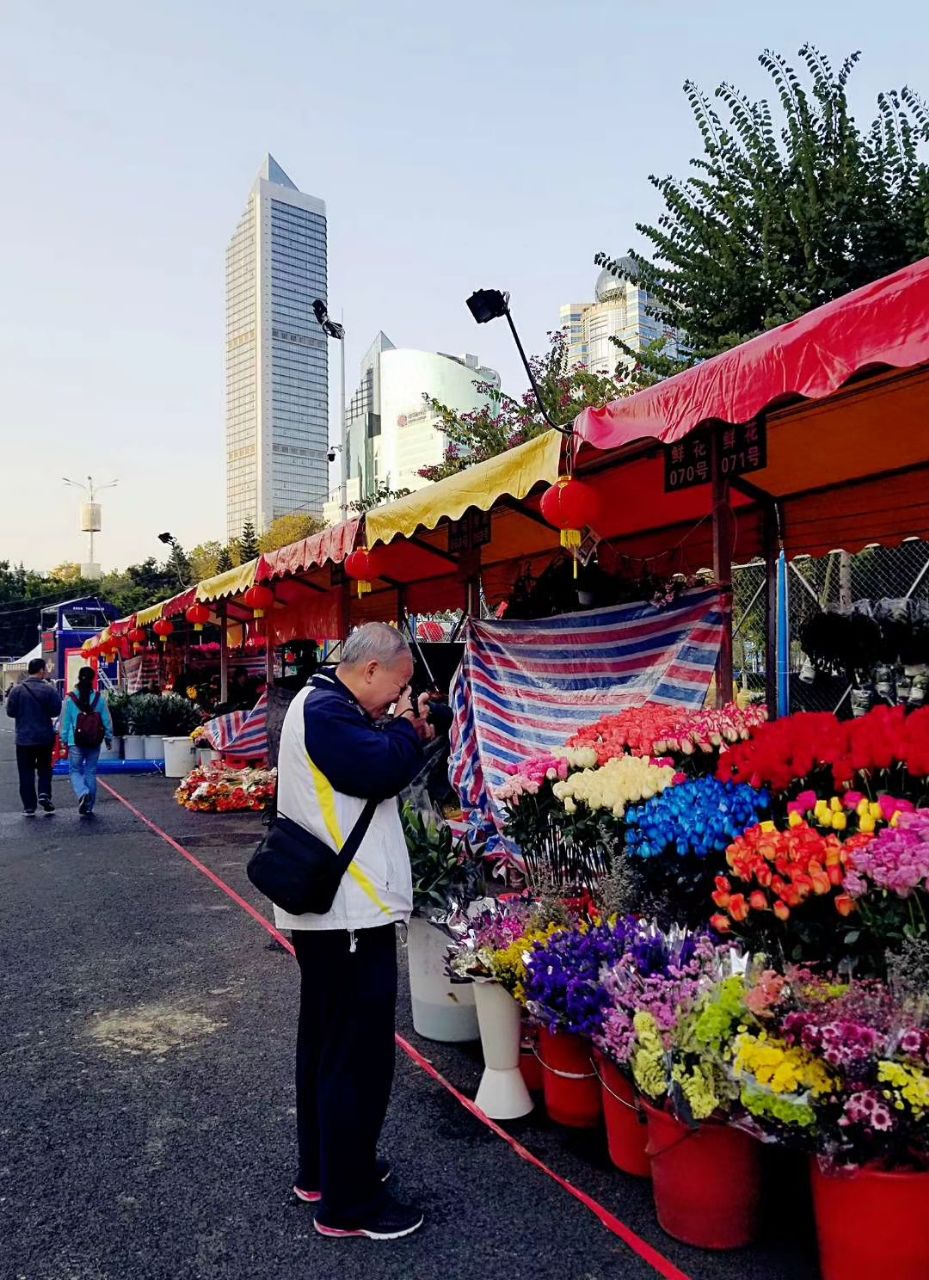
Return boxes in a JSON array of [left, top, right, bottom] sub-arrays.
[[313, 299, 347, 520]]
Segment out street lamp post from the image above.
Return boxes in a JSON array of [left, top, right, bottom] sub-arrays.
[[313, 299, 348, 520], [465, 289, 571, 436]]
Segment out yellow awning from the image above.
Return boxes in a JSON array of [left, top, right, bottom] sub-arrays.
[[136, 600, 167, 626], [195, 558, 259, 603], [365, 430, 564, 547]]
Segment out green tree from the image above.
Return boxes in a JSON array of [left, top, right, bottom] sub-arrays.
[[189, 540, 223, 581], [257, 512, 325, 552], [49, 562, 83, 585], [597, 45, 929, 362], [420, 329, 628, 482], [236, 521, 260, 562], [215, 544, 234, 573], [97, 558, 176, 616]]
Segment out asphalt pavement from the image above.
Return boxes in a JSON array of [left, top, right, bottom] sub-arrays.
[[0, 715, 820, 1280]]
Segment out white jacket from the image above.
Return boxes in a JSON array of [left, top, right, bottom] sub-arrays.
[[272, 676, 420, 933]]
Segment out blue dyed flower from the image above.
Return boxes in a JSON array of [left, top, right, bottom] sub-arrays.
[[624, 777, 769, 861]]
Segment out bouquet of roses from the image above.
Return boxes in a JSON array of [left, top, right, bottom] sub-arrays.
[[845, 810, 929, 949], [787, 789, 914, 835], [567, 703, 765, 769], [175, 762, 277, 813], [712, 820, 876, 963], [551, 754, 677, 819], [625, 777, 771, 862]]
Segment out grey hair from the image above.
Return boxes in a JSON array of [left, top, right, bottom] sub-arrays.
[[340, 622, 411, 668]]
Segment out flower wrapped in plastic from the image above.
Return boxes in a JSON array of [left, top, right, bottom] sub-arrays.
[[523, 915, 633, 1037]]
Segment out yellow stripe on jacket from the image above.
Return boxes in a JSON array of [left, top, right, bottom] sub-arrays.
[[305, 752, 392, 917]]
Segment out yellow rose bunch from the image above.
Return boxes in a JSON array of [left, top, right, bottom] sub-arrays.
[[552, 755, 676, 819]]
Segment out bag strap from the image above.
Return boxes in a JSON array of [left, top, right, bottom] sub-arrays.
[[337, 798, 379, 867]]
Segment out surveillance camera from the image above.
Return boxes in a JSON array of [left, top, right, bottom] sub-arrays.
[[327, 448, 336, 463]]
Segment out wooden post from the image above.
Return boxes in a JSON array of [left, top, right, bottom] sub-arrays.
[[711, 427, 734, 709], [219, 600, 229, 703], [265, 621, 274, 689]]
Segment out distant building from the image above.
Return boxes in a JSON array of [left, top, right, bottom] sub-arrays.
[[560, 260, 687, 375], [323, 338, 499, 524], [225, 155, 329, 541]]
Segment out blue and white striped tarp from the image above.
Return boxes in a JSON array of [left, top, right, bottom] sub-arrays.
[[201, 690, 268, 760], [449, 589, 725, 832]]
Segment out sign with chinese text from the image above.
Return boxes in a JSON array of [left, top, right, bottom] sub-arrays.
[[663, 422, 767, 492], [449, 509, 492, 554]]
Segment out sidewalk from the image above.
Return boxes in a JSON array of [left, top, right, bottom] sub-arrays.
[[0, 717, 818, 1280]]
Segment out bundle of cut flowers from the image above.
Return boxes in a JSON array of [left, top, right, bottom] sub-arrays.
[[174, 761, 276, 813], [734, 971, 929, 1170], [625, 777, 770, 861], [445, 896, 567, 1001], [567, 702, 765, 767], [551, 755, 677, 819], [595, 923, 718, 1072], [628, 951, 751, 1123], [719, 704, 929, 795], [786, 789, 914, 835], [844, 810, 929, 949], [523, 915, 633, 1037]]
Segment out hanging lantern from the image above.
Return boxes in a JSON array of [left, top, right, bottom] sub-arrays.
[[345, 548, 382, 597], [185, 602, 211, 632], [152, 618, 174, 645], [243, 584, 274, 618], [129, 625, 147, 653], [539, 477, 602, 577]]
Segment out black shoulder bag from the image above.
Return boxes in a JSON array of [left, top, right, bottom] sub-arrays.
[[247, 800, 378, 916]]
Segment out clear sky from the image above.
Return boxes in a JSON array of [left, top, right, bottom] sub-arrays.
[[2, 0, 927, 572]]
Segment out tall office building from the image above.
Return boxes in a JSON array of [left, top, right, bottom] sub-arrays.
[[225, 155, 328, 542], [323, 338, 499, 524], [560, 260, 686, 375]]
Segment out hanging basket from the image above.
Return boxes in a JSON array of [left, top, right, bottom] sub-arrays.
[[593, 1050, 650, 1178], [811, 1161, 929, 1280], [643, 1101, 762, 1249], [536, 1027, 601, 1128]]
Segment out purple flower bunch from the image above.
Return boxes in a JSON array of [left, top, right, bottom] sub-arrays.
[[523, 918, 631, 1038], [845, 810, 929, 898], [840, 1089, 895, 1134], [595, 924, 718, 1066]]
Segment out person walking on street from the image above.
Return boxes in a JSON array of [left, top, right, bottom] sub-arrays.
[[6, 658, 62, 815], [276, 622, 434, 1241], [59, 666, 113, 816]]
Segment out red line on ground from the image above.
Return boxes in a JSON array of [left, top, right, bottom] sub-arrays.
[[100, 779, 691, 1280]]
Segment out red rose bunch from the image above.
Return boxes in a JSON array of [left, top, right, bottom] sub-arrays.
[[568, 705, 686, 764], [718, 705, 929, 794], [710, 821, 875, 932]]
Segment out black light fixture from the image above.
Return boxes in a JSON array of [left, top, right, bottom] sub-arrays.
[[313, 298, 345, 340], [157, 531, 174, 545], [465, 289, 568, 435]]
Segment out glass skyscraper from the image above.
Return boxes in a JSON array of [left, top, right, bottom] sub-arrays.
[[225, 155, 328, 542]]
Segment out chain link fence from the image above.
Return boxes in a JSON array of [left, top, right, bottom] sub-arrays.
[[731, 541, 929, 714]]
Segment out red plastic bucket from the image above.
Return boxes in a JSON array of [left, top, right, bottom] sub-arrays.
[[811, 1162, 929, 1280], [594, 1050, 650, 1177], [519, 1027, 544, 1094], [537, 1027, 601, 1128], [643, 1101, 761, 1249]]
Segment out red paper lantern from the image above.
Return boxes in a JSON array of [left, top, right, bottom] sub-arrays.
[[129, 625, 148, 653], [539, 477, 602, 545], [153, 618, 174, 645], [344, 548, 382, 597], [185, 602, 211, 632], [243, 584, 274, 618]]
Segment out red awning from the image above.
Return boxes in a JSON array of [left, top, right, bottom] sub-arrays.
[[257, 519, 360, 582], [574, 256, 929, 451]]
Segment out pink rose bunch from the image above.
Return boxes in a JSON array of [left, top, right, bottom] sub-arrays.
[[845, 810, 929, 898], [495, 754, 570, 804]]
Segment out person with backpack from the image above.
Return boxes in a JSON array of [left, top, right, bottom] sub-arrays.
[[59, 666, 113, 816], [6, 658, 63, 815]]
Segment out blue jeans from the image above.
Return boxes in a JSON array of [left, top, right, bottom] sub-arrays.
[[69, 746, 101, 810]]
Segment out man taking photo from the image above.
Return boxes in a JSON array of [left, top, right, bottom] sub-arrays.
[[6, 658, 63, 816], [275, 622, 434, 1241]]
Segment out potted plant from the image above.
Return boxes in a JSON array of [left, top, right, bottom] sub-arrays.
[[99, 689, 129, 760], [128, 693, 165, 760], [157, 692, 202, 776], [123, 693, 152, 760], [401, 804, 483, 1043]]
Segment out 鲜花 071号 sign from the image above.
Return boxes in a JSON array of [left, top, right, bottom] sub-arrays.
[[664, 422, 767, 492]]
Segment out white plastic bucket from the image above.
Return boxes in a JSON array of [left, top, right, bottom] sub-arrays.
[[123, 735, 145, 761], [197, 748, 220, 767], [142, 735, 164, 760], [163, 736, 195, 778], [406, 917, 478, 1042]]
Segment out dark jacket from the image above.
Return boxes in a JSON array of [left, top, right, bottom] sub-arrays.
[[6, 676, 63, 747]]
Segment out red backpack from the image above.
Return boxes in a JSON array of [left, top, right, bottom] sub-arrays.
[[71, 691, 106, 749]]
